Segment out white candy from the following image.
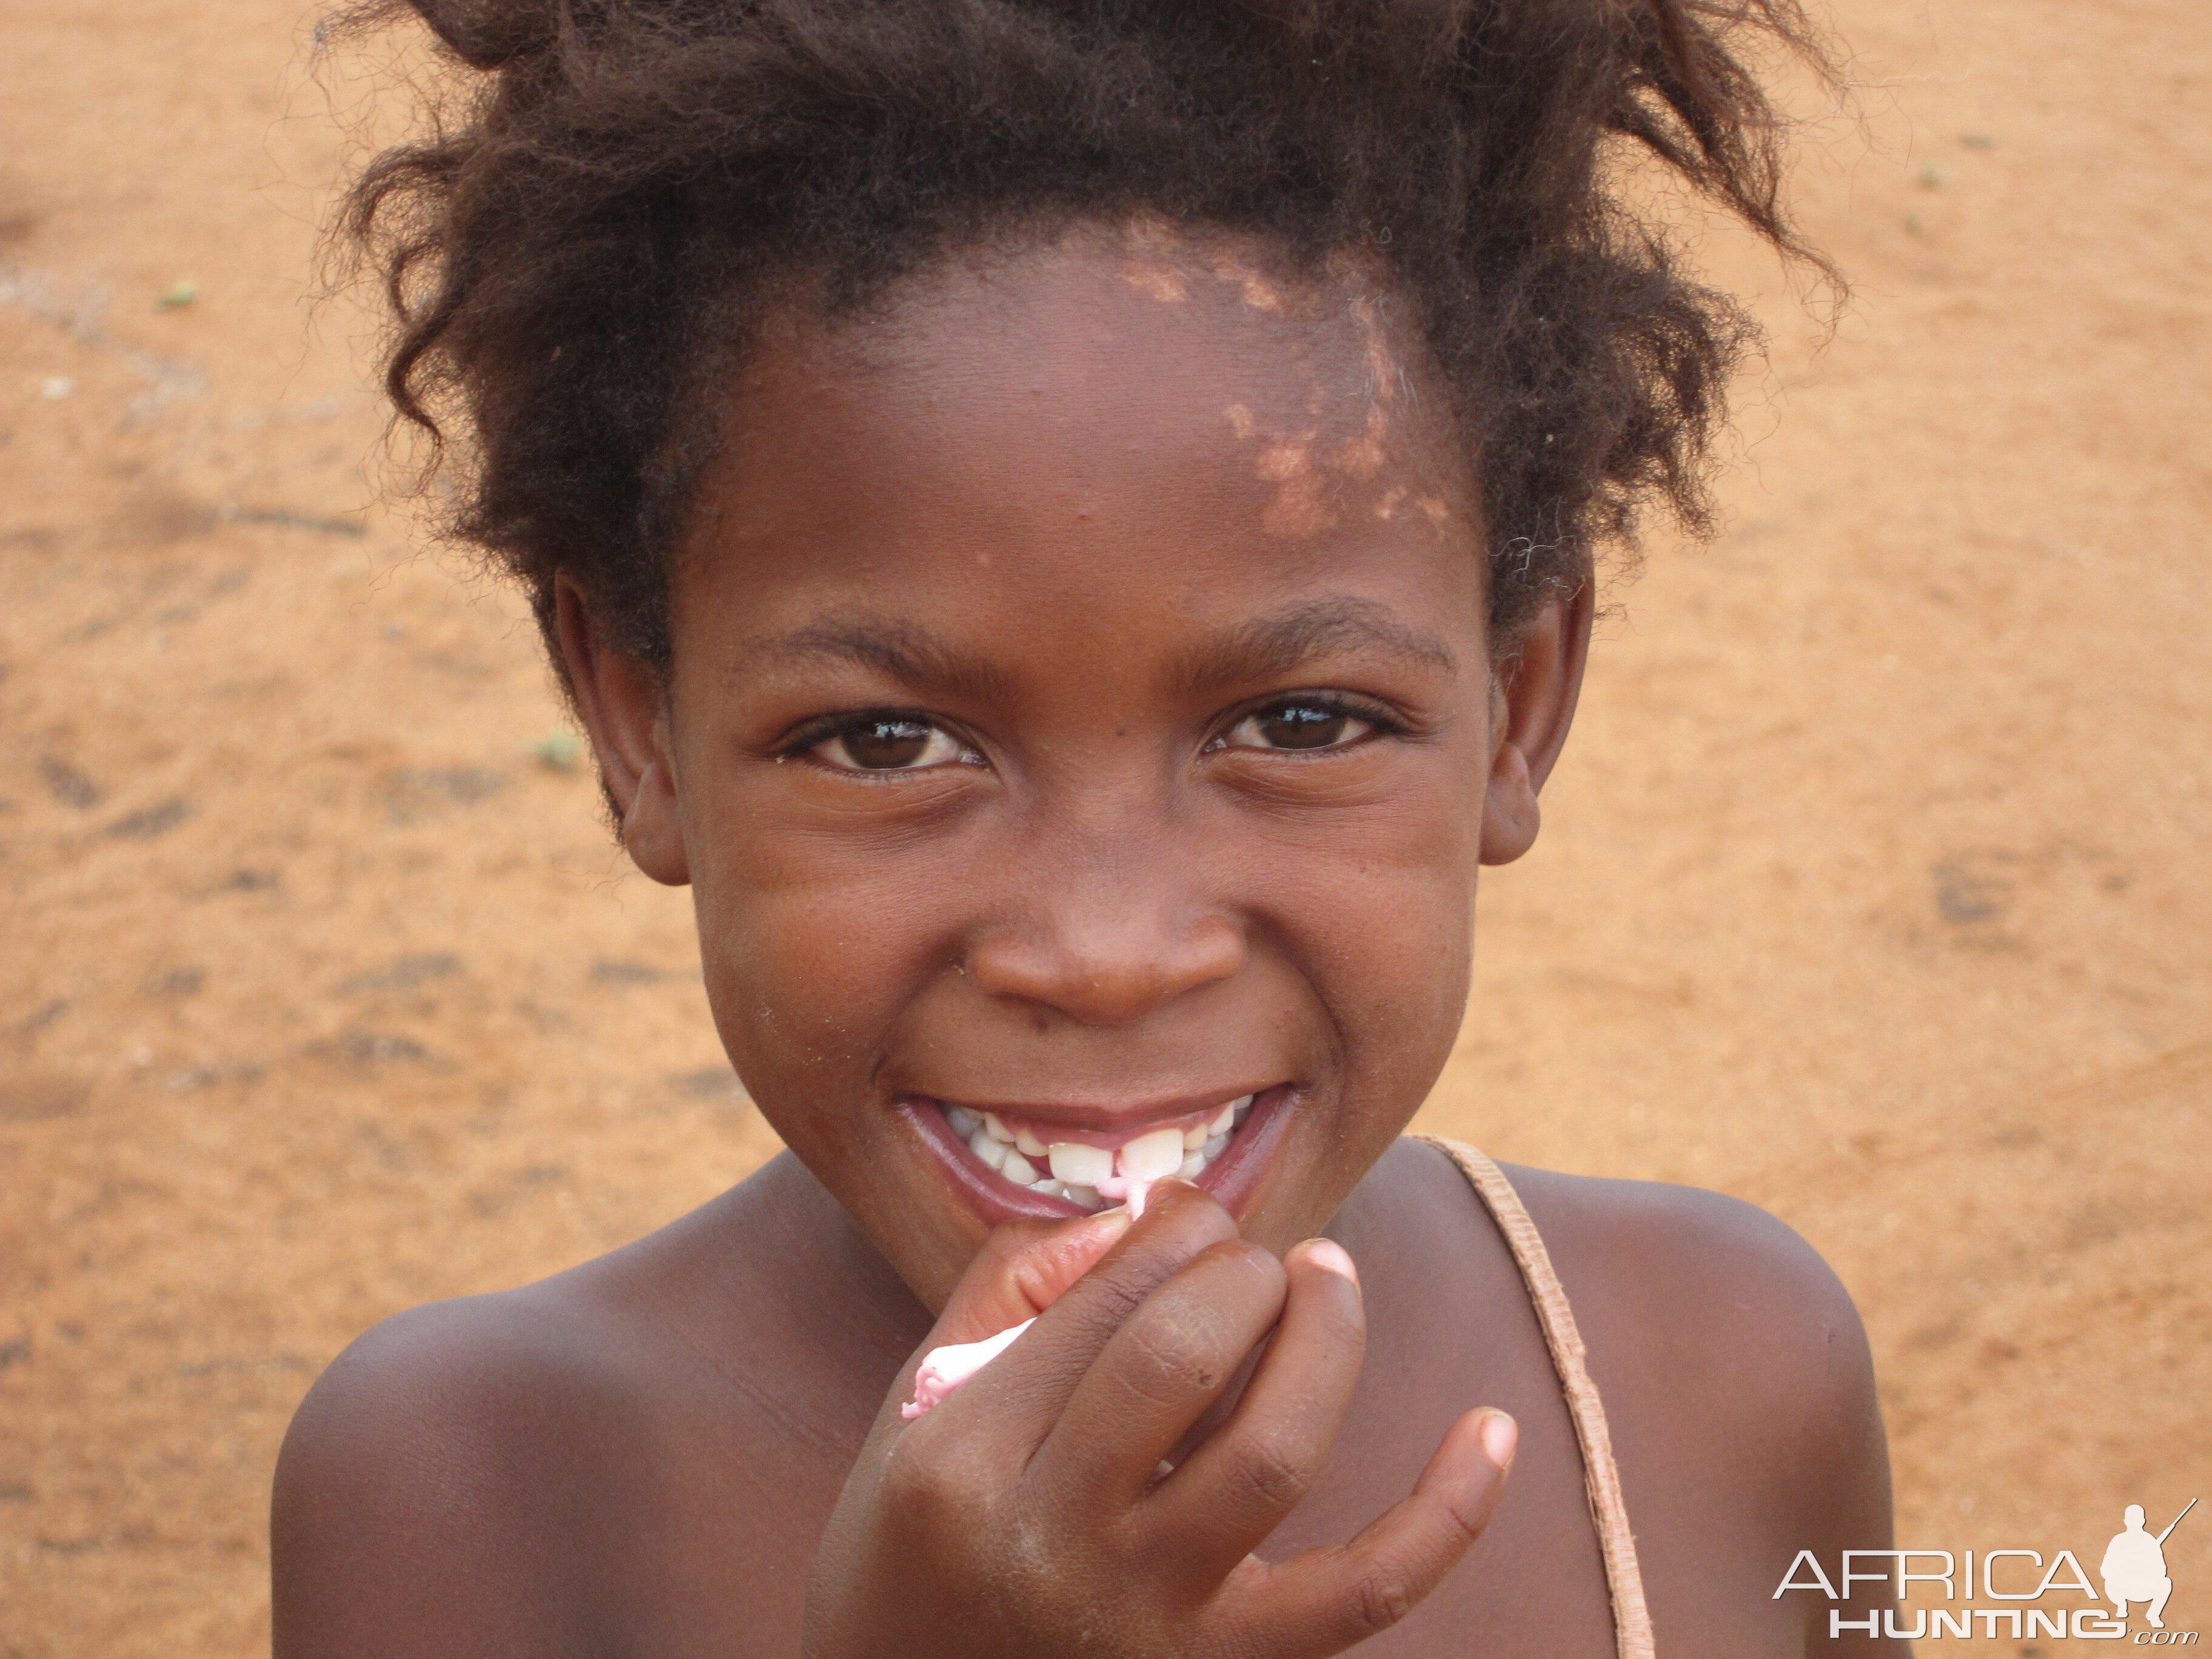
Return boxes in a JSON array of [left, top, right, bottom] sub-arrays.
[[903, 1318, 1034, 1418]]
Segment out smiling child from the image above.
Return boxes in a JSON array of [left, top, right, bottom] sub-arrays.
[[273, 2, 1899, 1654]]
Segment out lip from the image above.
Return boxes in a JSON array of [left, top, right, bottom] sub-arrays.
[[904, 1084, 1297, 1225]]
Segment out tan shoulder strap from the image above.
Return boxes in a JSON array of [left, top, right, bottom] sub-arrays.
[[1410, 1134, 1657, 1659]]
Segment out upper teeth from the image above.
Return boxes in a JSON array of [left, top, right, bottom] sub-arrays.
[[1119, 1127, 1187, 1182], [954, 1095, 1254, 1212], [1046, 1141, 1113, 1187]]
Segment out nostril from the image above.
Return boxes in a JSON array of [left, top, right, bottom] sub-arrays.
[[962, 911, 1244, 1025], [964, 911, 1256, 1026]]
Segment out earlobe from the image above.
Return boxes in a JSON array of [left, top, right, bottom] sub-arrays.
[[1477, 584, 1593, 868], [1480, 742, 1542, 866], [620, 753, 691, 886], [552, 577, 691, 887]]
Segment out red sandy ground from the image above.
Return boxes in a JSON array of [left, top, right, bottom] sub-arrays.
[[2, 1, 2207, 1652]]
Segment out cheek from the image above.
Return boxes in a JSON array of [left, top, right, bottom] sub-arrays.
[[685, 823, 945, 1123], [1316, 817, 1476, 1081], [1246, 757, 1484, 1087]]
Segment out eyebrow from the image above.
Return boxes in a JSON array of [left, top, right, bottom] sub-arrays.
[[741, 597, 1455, 700], [1173, 597, 1458, 692], [743, 620, 1013, 702]]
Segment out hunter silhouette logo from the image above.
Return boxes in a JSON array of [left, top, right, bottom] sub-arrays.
[[2105, 1500, 2192, 1631], [1775, 1496, 2199, 1641]]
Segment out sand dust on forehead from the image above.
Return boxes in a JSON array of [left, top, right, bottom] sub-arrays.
[[1111, 224, 1452, 543]]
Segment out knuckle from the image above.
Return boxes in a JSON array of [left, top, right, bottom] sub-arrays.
[[1439, 1490, 1486, 1547], [1121, 1306, 1224, 1403], [1347, 1564, 1419, 1636], [1225, 1431, 1315, 1515], [1062, 1219, 1254, 1347], [878, 1439, 991, 1532], [1072, 1254, 1167, 1332]]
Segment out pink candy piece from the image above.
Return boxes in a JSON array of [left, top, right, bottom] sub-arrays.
[[902, 1318, 1033, 1419]]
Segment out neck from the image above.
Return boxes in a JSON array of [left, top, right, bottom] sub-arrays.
[[749, 1151, 937, 1368]]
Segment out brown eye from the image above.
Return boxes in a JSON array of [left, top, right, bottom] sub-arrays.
[[814, 718, 973, 771], [1224, 700, 1371, 751]]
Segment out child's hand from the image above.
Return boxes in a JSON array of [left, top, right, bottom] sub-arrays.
[[802, 1182, 1517, 1659]]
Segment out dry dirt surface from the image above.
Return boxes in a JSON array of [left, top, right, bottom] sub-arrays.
[[3, 1, 2208, 1654]]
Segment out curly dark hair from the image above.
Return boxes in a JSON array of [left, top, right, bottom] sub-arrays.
[[337, 0, 1833, 678]]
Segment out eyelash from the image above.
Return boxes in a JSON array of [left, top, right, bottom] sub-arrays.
[[1206, 692, 1407, 754], [776, 709, 981, 773], [777, 691, 1409, 772]]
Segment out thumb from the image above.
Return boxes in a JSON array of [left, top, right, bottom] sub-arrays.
[[931, 1207, 1133, 1346]]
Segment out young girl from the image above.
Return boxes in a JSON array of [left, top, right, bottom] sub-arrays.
[[275, 2, 1899, 1653]]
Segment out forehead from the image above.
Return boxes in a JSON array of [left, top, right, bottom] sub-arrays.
[[677, 227, 1483, 660]]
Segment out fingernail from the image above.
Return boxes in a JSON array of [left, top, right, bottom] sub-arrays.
[[1296, 1237, 1358, 1284], [1478, 1409, 1518, 1470]]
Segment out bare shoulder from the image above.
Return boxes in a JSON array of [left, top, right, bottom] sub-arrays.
[[272, 1161, 911, 1658], [1504, 1165, 1868, 1369], [1496, 1161, 1899, 1648], [270, 1272, 657, 1657]]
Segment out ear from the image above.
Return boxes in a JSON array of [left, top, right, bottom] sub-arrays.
[[1479, 580, 1594, 866], [553, 575, 690, 886]]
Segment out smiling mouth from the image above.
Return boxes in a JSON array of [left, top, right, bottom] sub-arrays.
[[929, 1093, 1264, 1213]]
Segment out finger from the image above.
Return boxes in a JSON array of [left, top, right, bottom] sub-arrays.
[[877, 1204, 1133, 1441], [1144, 1238, 1367, 1569], [1033, 1235, 1286, 1507], [932, 1206, 1135, 1346], [948, 1179, 1243, 1447], [1219, 1408, 1517, 1658]]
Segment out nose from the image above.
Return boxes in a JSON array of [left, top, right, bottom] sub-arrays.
[[964, 876, 1246, 1026]]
